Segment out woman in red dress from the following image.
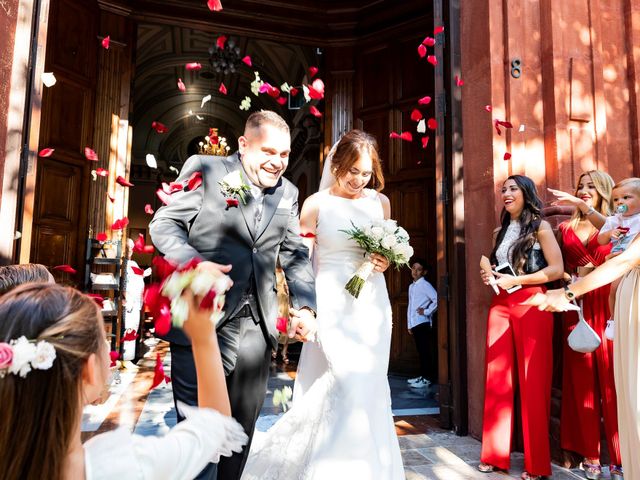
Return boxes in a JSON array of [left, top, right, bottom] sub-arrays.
[[549, 170, 622, 478], [478, 175, 564, 480]]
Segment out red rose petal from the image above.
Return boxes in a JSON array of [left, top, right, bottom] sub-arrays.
[[276, 96, 287, 105], [131, 266, 145, 275], [276, 316, 288, 333], [427, 55, 438, 66], [107, 192, 115, 203], [434, 25, 445, 35], [307, 78, 324, 100], [497, 120, 514, 129], [151, 121, 168, 134], [111, 217, 129, 230], [390, 132, 413, 142], [151, 353, 169, 389], [177, 78, 186, 92], [116, 175, 134, 187], [504, 152, 512, 160], [101, 35, 110, 50], [216, 35, 227, 50], [185, 62, 202, 71], [87, 293, 104, 306], [96, 232, 108, 242], [122, 329, 138, 342], [485, 105, 493, 112], [152, 256, 178, 280], [418, 44, 427, 58], [422, 136, 430, 149], [422, 36, 436, 46], [144, 204, 155, 215], [410, 109, 423, 122], [154, 304, 172, 336], [177, 257, 202, 273], [290, 87, 299, 97], [53, 264, 76, 274], [219, 82, 227, 95], [427, 118, 438, 130], [133, 233, 154, 255], [199, 289, 217, 309], [207, 0, 223, 12], [110, 350, 119, 367], [300, 232, 316, 238], [187, 171, 203, 191], [84, 147, 99, 161], [38, 148, 54, 157], [418, 96, 432, 105], [309, 105, 322, 118], [455, 75, 464, 86], [96, 168, 108, 177], [242, 55, 252, 66], [226, 198, 239, 208], [494, 119, 502, 135], [308, 66, 318, 78]]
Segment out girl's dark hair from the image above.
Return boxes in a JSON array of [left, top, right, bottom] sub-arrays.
[[0, 263, 51, 294], [0, 283, 104, 480], [490, 175, 544, 274]]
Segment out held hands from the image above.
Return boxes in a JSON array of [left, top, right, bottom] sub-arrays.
[[288, 307, 317, 342], [525, 289, 573, 312], [370, 253, 390, 273]]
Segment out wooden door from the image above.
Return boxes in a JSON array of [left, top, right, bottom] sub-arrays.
[[31, 0, 97, 282], [354, 32, 437, 373]]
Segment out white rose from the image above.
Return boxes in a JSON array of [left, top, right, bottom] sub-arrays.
[[381, 234, 398, 249], [162, 270, 195, 299], [362, 225, 373, 237], [32, 341, 56, 370], [383, 219, 398, 234], [371, 219, 384, 228], [222, 170, 245, 189], [396, 227, 409, 241], [399, 244, 414, 260], [171, 296, 190, 328], [9, 337, 36, 377], [370, 226, 385, 241]]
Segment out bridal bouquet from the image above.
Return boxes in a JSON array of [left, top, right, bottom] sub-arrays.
[[144, 257, 233, 336], [341, 219, 413, 298]]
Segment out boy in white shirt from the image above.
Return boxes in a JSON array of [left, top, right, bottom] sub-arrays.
[[407, 259, 438, 388], [597, 177, 640, 339]]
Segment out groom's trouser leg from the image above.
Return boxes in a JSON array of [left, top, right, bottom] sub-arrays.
[[217, 315, 272, 480]]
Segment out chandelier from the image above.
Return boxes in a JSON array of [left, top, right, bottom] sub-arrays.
[[199, 128, 230, 156]]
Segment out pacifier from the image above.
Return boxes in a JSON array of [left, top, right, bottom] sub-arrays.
[[616, 204, 628, 214]]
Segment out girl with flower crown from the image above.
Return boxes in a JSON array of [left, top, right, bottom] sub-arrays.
[[0, 282, 246, 480]]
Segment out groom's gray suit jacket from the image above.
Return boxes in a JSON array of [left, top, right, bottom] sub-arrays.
[[149, 153, 316, 348]]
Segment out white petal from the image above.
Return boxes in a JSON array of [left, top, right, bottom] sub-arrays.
[[201, 94, 212, 109], [417, 119, 426, 133], [146, 154, 157, 169], [42, 72, 57, 87]]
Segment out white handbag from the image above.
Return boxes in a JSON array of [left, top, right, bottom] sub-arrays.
[[567, 300, 601, 353]]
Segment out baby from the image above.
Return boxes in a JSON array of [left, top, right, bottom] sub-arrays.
[[597, 177, 640, 340]]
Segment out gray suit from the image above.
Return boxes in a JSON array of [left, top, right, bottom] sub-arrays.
[[149, 153, 316, 480]]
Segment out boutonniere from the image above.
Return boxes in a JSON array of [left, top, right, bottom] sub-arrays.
[[219, 170, 250, 208]]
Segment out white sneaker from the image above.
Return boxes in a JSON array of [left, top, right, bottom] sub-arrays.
[[605, 320, 615, 341], [407, 376, 422, 385]]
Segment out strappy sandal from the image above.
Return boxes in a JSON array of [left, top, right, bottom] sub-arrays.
[[520, 472, 541, 480], [610, 465, 623, 478], [582, 460, 602, 480], [477, 463, 495, 473]]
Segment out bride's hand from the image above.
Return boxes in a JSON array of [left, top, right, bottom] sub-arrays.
[[289, 307, 317, 342], [370, 253, 390, 273]]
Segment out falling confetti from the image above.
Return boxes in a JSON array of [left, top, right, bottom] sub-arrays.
[[417, 119, 426, 133], [101, 35, 110, 49], [427, 55, 438, 66], [504, 152, 512, 160], [239, 96, 252, 111], [418, 96, 432, 105], [146, 154, 157, 169], [421, 137, 430, 149], [219, 82, 228, 95], [427, 118, 438, 130], [177, 78, 186, 92], [410, 109, 423, 122], [242, 56, 252, 66], [116, 175, 134, 187], [207, 0, 223, 12], [418, 44, 427, 58], [145, 204, 154, 215], [201, 94, 212, 108], [38, 148, 54, 157], [152, 121, 168, 134], [42, 72, 56, 87], [309, 106, 322, 118], [390, 132, 413, 142], [84, 147, 99, 161], [422, 37, 436, 47], [216, 35, 227, 50], [308, 66, 319, 78], [185, 62, 202, 71]]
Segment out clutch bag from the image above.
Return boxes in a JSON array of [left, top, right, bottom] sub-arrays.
[[567, 300, 601, 353]]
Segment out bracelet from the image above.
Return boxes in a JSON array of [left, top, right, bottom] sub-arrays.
[[584, 206, 596, 216]]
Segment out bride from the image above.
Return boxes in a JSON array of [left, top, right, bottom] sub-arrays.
[[241, 129, 404, 479]]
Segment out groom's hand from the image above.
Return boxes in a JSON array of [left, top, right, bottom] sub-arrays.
[[289, 307, 317, 342]]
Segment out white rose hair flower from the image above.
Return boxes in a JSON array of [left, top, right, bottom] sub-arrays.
[[1, 336, 57, 378]]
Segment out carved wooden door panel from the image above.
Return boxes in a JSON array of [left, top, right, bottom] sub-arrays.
[[31, 0, 97, 282]]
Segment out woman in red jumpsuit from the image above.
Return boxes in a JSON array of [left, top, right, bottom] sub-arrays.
[[478, 175, 564, 480], [550, 170, 622, 479]]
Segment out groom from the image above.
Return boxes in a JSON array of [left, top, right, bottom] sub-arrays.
[[149, 110, 317, 480]]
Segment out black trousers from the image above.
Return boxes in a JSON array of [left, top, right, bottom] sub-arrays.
[[411, 321, 438, 382], [170, 313, 272, 480]]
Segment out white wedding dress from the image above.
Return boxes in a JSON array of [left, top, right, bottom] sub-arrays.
[[241, 188, 404, 480]]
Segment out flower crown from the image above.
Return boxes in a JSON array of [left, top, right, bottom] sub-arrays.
[[0, 336, 56, 378]]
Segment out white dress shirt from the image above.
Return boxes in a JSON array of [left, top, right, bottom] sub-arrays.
[[407, 277, 438, 329]]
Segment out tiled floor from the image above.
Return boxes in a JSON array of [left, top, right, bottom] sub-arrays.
[[82, 338, 596, 479]]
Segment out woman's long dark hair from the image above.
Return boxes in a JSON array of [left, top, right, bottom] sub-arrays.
[[490, 175, 544, 274], [0, 284, 103, 480]]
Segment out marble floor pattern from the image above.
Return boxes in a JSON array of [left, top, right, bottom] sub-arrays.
[[82, 338, 596, 479]]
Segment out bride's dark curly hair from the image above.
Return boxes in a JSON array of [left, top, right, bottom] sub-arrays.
[[490, 175, 544, 274]]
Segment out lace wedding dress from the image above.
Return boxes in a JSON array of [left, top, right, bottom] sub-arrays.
[[241, 188, 404, 480]]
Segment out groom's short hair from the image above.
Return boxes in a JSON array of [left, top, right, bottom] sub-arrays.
[[245, 110, 290, 135]]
